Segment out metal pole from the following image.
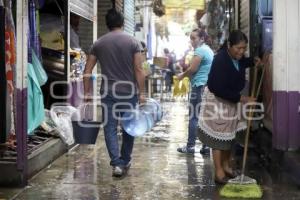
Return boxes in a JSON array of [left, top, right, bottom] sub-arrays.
[[16, 0, 28, 186], [64, 0, 69, 87]]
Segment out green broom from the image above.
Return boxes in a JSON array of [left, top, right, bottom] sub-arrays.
[[220, 61, 266, 199]]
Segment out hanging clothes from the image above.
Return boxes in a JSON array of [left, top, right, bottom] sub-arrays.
[[0, 0, 7, 143], [27, 0, 46, 134], [4, 0, 16, 138], [28, 0, 42, 61]]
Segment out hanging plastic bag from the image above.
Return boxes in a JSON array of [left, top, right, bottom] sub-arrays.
[[32, 50, 48, 86], [173, 76, 181, 97], [50, 105, 77, 145], [72, 104, 94, 121], [180, 77, 190, 96]]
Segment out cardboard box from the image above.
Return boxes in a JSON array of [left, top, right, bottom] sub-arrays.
[[153, 56, 167, 68]]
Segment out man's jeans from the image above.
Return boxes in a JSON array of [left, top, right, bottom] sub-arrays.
[[187, 85, 204, 147], [101, 91, 138, 166]]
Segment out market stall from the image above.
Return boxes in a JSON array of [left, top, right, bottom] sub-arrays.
[[0, 0, 97, 186]]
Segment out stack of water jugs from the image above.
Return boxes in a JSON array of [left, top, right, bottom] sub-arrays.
[[121, 98, 163, 137]]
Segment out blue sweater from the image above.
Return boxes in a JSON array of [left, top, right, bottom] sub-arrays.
[[207, 49, 254, 103]]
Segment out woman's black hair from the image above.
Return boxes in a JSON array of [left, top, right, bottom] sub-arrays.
[[220, 30, 248, 50], [191, 28, 209, 42], [105, 8, 124, 30]]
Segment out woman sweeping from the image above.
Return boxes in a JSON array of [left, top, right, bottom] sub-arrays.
[[198, 30, 261, 184]]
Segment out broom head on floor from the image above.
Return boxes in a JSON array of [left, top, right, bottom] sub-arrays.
[[220, 175, 263, 198]]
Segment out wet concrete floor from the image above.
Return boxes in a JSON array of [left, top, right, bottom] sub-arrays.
[[1, 99, 300, 199]]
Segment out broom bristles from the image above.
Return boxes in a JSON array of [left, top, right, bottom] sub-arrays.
[[220, 183, 263, 198]]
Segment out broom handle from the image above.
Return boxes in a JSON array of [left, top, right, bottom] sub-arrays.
[[241, 106, 255, 177], [241, 60, 267, 177], [255, 66, 266, 99]]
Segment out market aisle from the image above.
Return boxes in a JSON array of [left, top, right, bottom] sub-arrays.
[[2, 100, 300, 200]]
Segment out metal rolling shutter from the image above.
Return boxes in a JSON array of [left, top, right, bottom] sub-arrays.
[[97, 0, 112, 38], [239, 0, 250, 46], [78, 20, 94, 53], [97, 0, 123, 38], [238, 0, 250, 93], [70, 0, 94, 53], [124, 0, 135, 35], [115, 0, 123, 12], [96, 0, 112, 100], [70, 0, 94, 21]]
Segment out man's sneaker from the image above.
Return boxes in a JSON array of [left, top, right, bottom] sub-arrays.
[[112, 166, 124, 177], [200, 145, 210, 155], [112, 163, 131, 177], [177, 146, 195, 153]]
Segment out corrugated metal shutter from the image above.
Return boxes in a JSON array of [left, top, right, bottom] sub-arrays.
[[238, 0, 250, 95], [239, 0, 250, 49], [115, 0, 123, 12], [97, 0, 112, 38], [70, 0, 94, 21], [78, 20, 94, 53], [124, 0, 135, 35], [97, 0, 125, 37], [70, 0, 95, 53], [96, 0, 111, 101]]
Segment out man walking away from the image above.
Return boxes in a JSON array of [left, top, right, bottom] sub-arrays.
[[83, 8, 145, 177]]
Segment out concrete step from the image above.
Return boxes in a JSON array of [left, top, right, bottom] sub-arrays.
[[0, 138, 67, 186]]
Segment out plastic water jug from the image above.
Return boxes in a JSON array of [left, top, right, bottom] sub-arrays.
[[144, 98, 163, 122], [144, 111, 154, 131], [121, 98, 163, 137], [121, 110, 148, 137]]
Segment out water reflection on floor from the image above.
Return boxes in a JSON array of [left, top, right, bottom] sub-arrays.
[[4, 99, 300, 199]]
